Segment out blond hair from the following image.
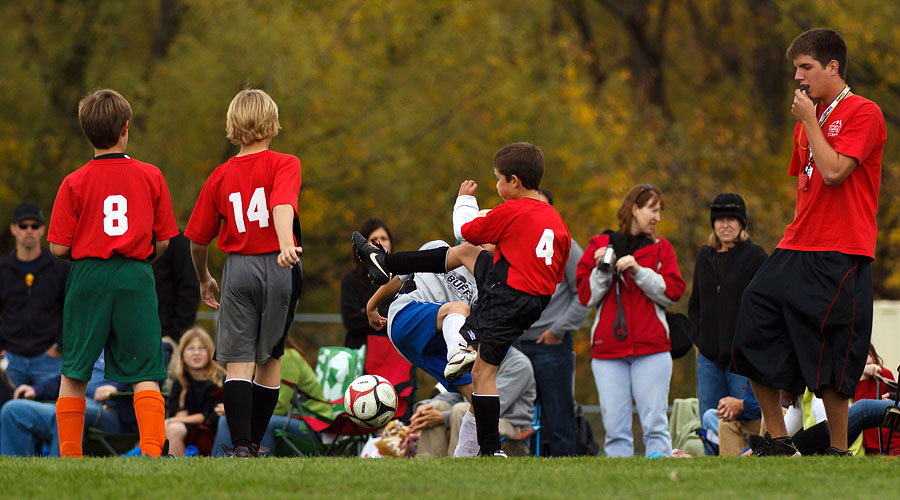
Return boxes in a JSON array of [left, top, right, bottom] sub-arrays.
[[707, 229, 750, 250], [225, 89, 281, 145], [171, 327, 223, 409], [78, 89, 132, 149]]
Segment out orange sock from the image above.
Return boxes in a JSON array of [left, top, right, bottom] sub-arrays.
[[134, 390, 166, 457], [56, 397, 86, 458]]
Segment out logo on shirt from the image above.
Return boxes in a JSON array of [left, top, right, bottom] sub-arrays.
[[444, 271, 474, 304], [827, 120, 843, 137]]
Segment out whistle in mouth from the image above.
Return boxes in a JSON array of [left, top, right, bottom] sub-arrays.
[[799, 84, 810, 92]]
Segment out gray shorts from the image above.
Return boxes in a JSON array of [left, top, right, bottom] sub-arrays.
[[215, 252, 301, 364]]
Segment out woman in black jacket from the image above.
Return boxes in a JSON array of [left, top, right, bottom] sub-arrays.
[[340, 218, 395, 348], [689, 194, 767, 429]]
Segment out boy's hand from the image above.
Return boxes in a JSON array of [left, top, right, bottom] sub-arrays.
[[199, 276, 220, 309], [278, 245, 303, 269], [458, 180, 478, 197], [367, 307, 386, 331]]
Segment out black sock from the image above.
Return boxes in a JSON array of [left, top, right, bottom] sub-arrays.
[[250, 382, 280, 446], [384, 247, 448, 275], [471, 393, 501, 455], [791, 422, 829, 455], [224, 379, 253, 450]]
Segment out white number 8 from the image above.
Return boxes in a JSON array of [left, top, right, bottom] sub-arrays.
[[103, 195, 128, 236], [535, 229, 554, 265]]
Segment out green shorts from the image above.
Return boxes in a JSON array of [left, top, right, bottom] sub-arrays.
[[61, 257, 166, 383]]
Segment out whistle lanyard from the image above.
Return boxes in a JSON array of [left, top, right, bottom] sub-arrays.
[[805, 85, 851, 167]]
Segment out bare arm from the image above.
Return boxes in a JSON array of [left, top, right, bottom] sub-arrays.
[[273, 204, 302, 269], [366, 276, 403, 330], [189, 240, 219, 309], [792, 89, 858, 185], [50, 243, 71, 259], [150, 238, 170, 263]]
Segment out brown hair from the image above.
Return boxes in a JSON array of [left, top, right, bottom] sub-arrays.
[[352, 218, 393, 276], [786, 29, 848, 80], [225, 89, 282, 146], [869, 343, 884, 367], [171, 327, 223, 409], [493, 142, 543, 190], [78, 89, 132, 149], [616, 184, 664, 235]]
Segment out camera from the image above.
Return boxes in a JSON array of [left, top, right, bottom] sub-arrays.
[[598, 246, 616, 273]]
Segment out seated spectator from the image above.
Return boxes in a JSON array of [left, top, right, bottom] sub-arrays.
[[0, 352, 134, 456], [412, 346, 536, 457], [699, 379, 761, 456], [165, 327, 224, 456], [211, 339, 332, 456], [855, 344, 900, 455]]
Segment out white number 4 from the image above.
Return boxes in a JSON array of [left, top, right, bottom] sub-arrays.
[[535, 229, 554, 265], [228, 187, 270, 233]]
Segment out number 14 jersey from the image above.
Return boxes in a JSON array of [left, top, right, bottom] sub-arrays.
[[48, 157, 180, 260], [461, 197, 570, 296], [186, 149, 302, 255]]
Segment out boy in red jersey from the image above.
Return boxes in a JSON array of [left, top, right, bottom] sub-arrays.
[[354, 142, 570, 456], [732, 29, 887, 457], [186, 89, 302, 458], [48, 89, 180, 457]]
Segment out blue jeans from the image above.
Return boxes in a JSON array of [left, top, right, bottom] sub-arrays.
[[848, 399, 894, 443], [0, 399, 121, 456], [211, 414, 311, 456], [591, 352, 672, 457], [4, 352, 62, 387], [519, 333, 576, 456], [696, 353, 758, 419]]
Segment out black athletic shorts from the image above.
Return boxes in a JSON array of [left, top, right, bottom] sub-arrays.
[[731, 249, 872, 398], [461, 250, 551, 366]]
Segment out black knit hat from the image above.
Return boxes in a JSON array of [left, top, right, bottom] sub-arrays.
[[710, 193, 747, 228]]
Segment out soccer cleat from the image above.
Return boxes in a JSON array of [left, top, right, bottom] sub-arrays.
[[491, 449, 508, 458], [221, 444, 254, 458], [753, 432, 801, 457], [444, 348, 477, 383], [352, 231, 391, 286], [824, 446, 852, 457]]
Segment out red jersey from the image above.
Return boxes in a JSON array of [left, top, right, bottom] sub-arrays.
[[779, 94, 886, 259], [48, 156, 179, 260], [185, 149, 301, 255], [461, 198, 570, 296]]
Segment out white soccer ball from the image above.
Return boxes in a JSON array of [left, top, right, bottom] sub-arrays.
[[344, 374, 398, 428]]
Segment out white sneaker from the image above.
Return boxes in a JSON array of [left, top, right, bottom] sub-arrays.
[[444, 348, 477, 383], [453, 411, 479, 457]]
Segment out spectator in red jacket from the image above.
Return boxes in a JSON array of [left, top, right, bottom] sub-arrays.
[[576, 184, 686, 457]]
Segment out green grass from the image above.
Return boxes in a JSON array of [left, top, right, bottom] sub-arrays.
[[1, 456, 895, 499]]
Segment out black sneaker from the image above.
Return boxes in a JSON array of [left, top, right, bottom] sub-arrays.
[[161, 439, 170, 457], [221, 444, 254, 458], [825, 446, 852, 457], [492, 449, 508, 458], [754, 432, 801, 457], [352, 231, 391, 285]]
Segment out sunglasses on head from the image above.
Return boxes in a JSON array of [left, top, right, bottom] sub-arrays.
[[18, 223, 42, 230]]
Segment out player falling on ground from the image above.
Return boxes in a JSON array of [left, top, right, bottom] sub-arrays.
[[49, 89, 180, 458], [186, 89, 303, 458], [354, 142, 570, 456]]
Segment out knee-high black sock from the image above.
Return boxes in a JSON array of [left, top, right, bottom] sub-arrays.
[[250, 382, 280, 447], [791, 421, 830, 455], [384, 247, 448, 275], [224, 379, 253, 450], [471, 393, 501, 455]]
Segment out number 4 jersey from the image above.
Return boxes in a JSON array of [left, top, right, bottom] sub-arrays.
[[186, 149, 302, 254], [48, 156, 180, 260], [460, 197, 570, 296]]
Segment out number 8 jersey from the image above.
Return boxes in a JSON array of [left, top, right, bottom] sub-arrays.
[[48, 155, 180, 260], [186, 149, 302, 254], [461, 197, 571, 296]]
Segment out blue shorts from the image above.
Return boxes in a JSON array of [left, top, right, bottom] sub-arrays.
[[390, 301, 472, 391]]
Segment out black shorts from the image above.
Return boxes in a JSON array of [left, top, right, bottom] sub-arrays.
[[731, 249, 872, 398], [461, 251, 551, 366]]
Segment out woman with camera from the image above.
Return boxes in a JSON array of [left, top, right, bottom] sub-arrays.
[[575, 184, 686, 457], [688, 193, 767, 452]]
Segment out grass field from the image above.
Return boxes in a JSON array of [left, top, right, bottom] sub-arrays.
[[1, 456, 894, 499]]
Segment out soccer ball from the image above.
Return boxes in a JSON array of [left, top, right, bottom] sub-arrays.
[[344, 374, 398, 428]]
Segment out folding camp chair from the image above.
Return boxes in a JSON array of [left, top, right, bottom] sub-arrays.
[[874, 372, 900, 455], [500, 402, 542, 456], [274, 345, 388, 456]]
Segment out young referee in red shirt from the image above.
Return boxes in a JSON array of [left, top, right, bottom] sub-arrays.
[[49, 89, 180, 457], [354, 142, 570, 456], [732, 29, 887, 457], [186, 89, 302, 458]]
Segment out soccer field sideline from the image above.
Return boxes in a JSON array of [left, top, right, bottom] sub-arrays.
[[1, 455, 892, 499]]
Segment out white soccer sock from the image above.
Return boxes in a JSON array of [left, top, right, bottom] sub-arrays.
[[453, 409, 479, 457], [442, 313, 468, 361]]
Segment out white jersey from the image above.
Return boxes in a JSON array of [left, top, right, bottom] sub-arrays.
[[387, 240, 478, 338]]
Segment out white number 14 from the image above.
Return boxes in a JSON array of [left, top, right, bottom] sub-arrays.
[[535, 229, 554, 265], [228, 187, 270, 233]]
